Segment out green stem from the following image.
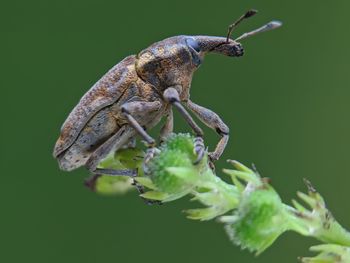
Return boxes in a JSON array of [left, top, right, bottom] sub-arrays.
[[287, 205, 350, 246], [319, 219, 350, 246], [98, 133, 350, 261], [186, 169, 240, 220]]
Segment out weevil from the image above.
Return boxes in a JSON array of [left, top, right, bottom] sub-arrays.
[[53, 10, 281, 188]]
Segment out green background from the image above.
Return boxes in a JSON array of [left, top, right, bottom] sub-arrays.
[[2, 0, 350, 262]]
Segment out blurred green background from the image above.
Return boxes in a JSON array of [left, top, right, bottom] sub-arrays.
[[2, 0, 350, 262]]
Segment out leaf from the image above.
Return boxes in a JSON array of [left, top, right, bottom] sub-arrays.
[[185, 207, 218, 221], [134, 177, 157, 190], [140, 191, 169, 201]]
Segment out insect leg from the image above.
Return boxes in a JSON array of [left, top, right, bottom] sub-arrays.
[[84, 173, 157, 205], [93, 168, 137, 176], [85, 125, 157, 203], [121, 101, 162, 146], [85, 126, 141, 192], [121, 101, 162, 172], [85, 125, 137, 174], [185, 100, 229, 162], [163, 87, 205, 164], [159, 108, 173, 143]]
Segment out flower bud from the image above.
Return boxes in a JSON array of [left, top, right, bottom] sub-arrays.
[[224, 184, 289, 254], [147, 134, 202, 196]]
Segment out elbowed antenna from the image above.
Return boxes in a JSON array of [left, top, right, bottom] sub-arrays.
[[226, 9, 258, 43], [234, 21, 282, 42]]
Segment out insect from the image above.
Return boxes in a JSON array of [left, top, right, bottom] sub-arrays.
[[53, 10, 281, 188]]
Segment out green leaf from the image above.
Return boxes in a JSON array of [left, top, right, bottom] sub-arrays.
[[140, 191, 169, 201], [185, 207, 218, 221], [301, 244, 350, 263], [134, 177, 157, 190]]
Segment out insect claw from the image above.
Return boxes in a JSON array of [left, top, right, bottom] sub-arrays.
[[143, 199, 163, 206], [208, 160, 216, 171], [132, 178, 162, 205], [193, 136, 205, 165], [143, 147, 161, 174], [84, 174, 102, 192], [193, 150, 205, 165], [144, 147, 160, 162]]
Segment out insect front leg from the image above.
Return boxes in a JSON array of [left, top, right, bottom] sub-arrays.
[[159, 108, 173, 143], [121, 101, 162, 172], [185, 100, 229, 162], [163, 86, 205, 164]]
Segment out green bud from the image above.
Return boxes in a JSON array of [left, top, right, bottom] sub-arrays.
[[224, 184, 289, 255], [95, 133, 350, 263], [287, 180, 350, 246], [300, 244, 350, 263], [161, 133, 196, 155], [94, 175, 134, 195], [147, 134, 202, 197]]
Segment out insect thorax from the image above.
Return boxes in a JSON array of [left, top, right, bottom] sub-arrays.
[[135, 36, 199, 93]]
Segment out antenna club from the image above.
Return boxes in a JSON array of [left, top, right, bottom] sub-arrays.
[[268, 20, 283, 29], [226, 9, 259, 43], [234, 20, 283, 42], [245, 9, 258, 18]]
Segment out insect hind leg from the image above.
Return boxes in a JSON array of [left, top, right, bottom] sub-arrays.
[[85, 125, 160, 205], [85, 170, 160, 205], [86, 126, 135, 168], [94, 168, 137, 176], [85, 126, 139, 186]]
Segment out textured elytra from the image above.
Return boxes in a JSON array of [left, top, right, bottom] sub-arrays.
[[53, 55, 137, 158], [54, 34, 244, 172]]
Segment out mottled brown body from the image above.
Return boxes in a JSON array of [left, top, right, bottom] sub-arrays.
[[55, 55, 169, 171], [54, 35, 243, 172], [53, 13, 281, 177]]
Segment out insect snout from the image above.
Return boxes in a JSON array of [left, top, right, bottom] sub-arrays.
[[215, 42, 244, 57], [232, 43, 244, 57]]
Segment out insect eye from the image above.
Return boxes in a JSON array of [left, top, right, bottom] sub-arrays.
[[186, 38, 201, 53]]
